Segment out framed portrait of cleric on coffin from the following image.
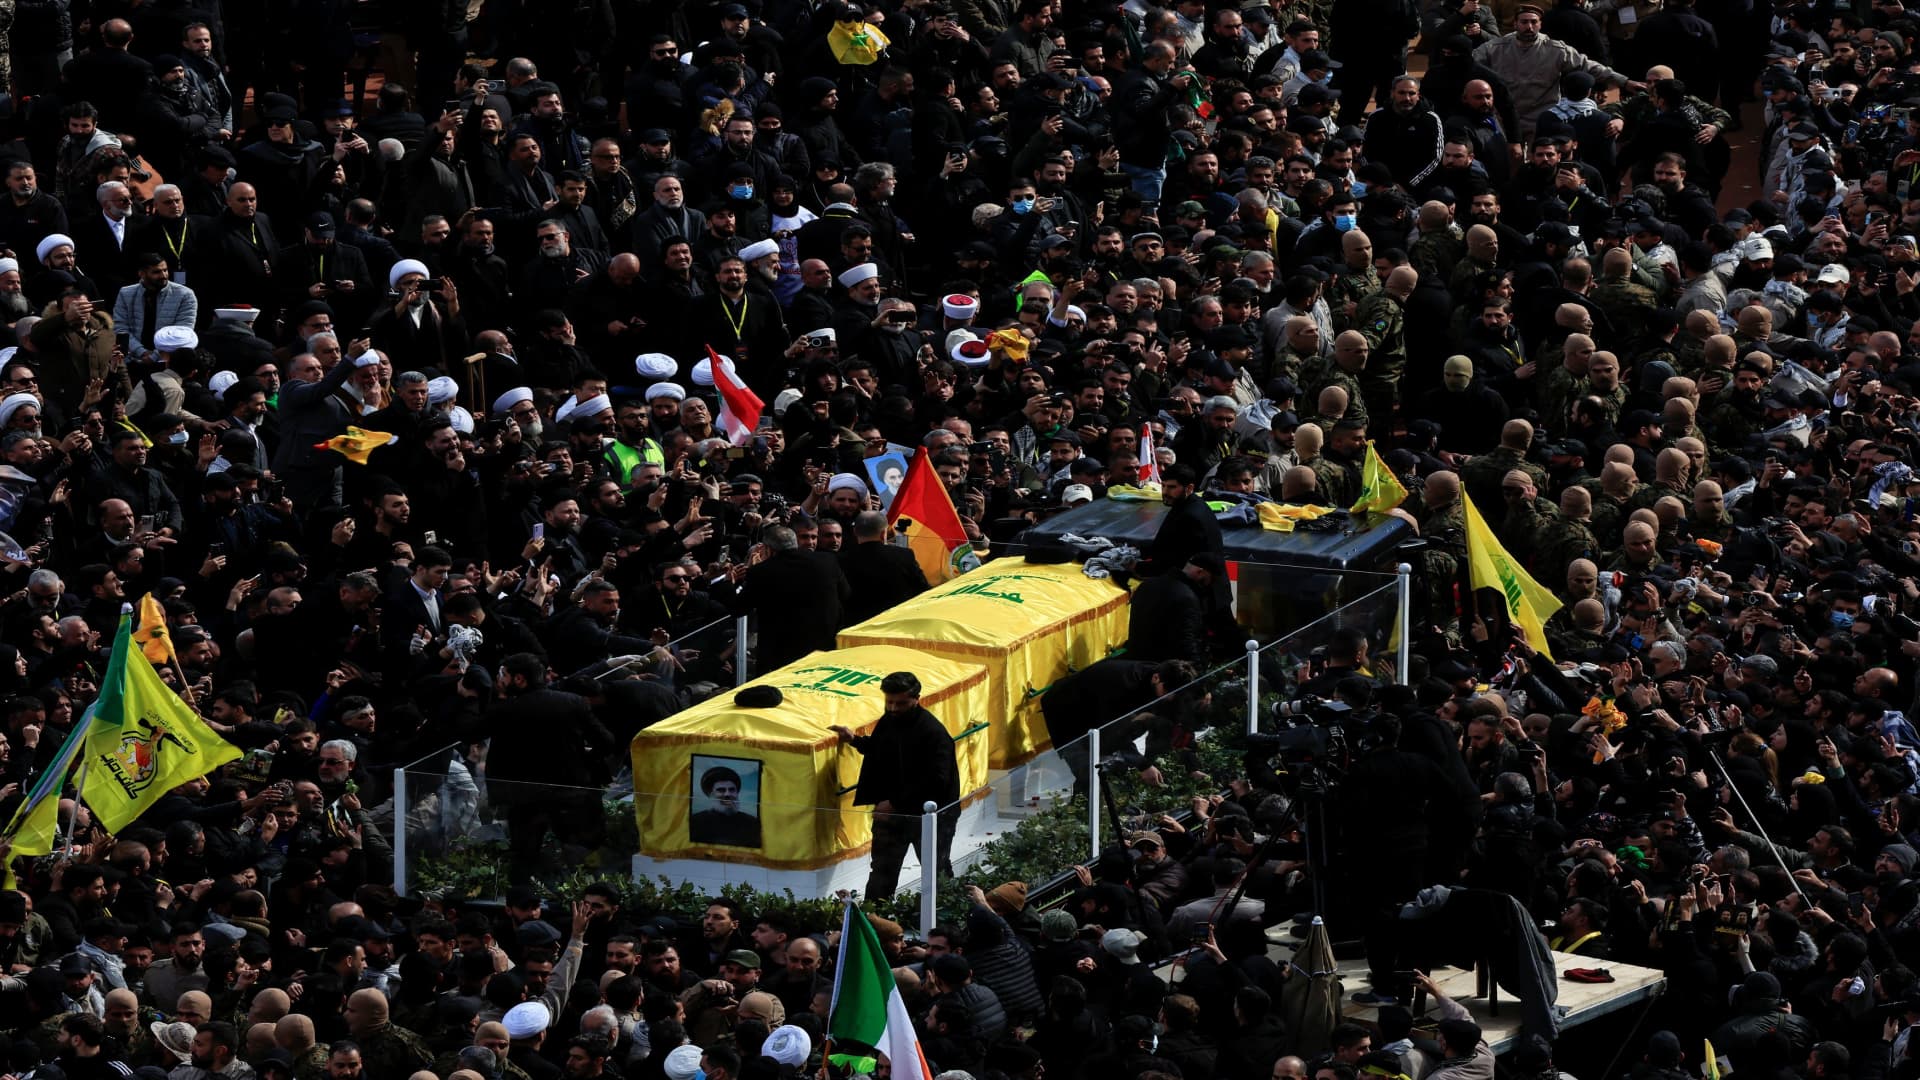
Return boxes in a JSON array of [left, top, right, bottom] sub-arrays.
[[688, 756, 763, 848]]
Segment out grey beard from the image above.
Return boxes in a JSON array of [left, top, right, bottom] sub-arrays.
[[523, 418, 544, 441], [0, 292, 28, 318]]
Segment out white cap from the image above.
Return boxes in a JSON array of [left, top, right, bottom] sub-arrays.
[[388, 258, 430, 289], [0, 258, 22, 276], [739, 238, 780, 262], [352, 350, 381, 368], [1815, 263, 1849, 286], [502, 1001, 551, 1039], [0, 393, 37, 427], [827, 472, 867, 497], [1741, 238, 1774, 261], [35, 234, 72, 263], [448, 405, 475, 433], [634, 352, 677, 379], [692, 354, 737, 386], [646, 382, 687, 403], [492, 386, 533, 413], [427, 375, 458, 404], [214, 307, 261, 324], [555, 394, 580, 422], [1062, 483, 1094, 505], [208, 371, 239, 395], [764, 1026, 812, 1068], [942, 293, 978, 319], [664, 1046, 705, 1080], [773, 387, 805, 417], [950, 335, 990, 368], [154, 325, 198, 351], [838, 262, 879, 288], [806, 327, 836, 342]]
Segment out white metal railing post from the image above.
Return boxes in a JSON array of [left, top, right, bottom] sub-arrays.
[[1396, 564, 1413, 683], [1087, 727, 1102, 859], [1245, 639, 1261, 735], [919, 802, 938, 937], [391, 767, 408, 896], [735, 613, 750, 686]]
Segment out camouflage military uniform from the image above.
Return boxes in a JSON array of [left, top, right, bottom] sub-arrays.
[[1271, 342, 1320, 386], [1589, 490, 1633, 547], [358, 1023, 435, 1077], [1499, 494, 1557, 562], [1448, 255, 1498, 303], [1460, 447, 1547, 526], [1311, 454, 1360, 507], [1534, 517, 1599, 594], [1605, 89, 1731, 143], [1353, 290, 1406, 424], [1590, 277, 1662, 358], [1329, 265, 1380, 333], [296, 1042, 332, 1080], [1546, 619, 1609, 659], [1410, 226, 1464, 289], [1707, 397, 1765, 456], [1625, 478, 1688, 516], [1420, 497, 1468, 626], [1589, 383, 1629, 427], [1305, 362, 1370, 431], [1537, 362, 1586, 431]]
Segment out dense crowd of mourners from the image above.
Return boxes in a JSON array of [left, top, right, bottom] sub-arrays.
[[2, 0, 1920, 1075]]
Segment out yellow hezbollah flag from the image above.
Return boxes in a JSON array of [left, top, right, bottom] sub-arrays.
[[80, 616, 240, 833], [1462, 492, 1562, 661], [1350, 440, 1408, 517], [136, 592, 175, 666], [2, 705, 94, 863], [828, 19, 890, 64], [887, 451, 973, 584], [314, 426, 396, 465], [1704, 1040, 1721, 1080]]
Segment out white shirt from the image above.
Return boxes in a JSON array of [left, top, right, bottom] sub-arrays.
[[105, 212, 126, 248]]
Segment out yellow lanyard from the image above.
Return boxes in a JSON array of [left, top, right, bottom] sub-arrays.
[[163, 221, 187, 263], [721, 295, 748, 340]]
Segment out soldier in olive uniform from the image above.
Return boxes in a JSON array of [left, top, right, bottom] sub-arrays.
[[1589, 249, 1661, 359], [1354, 266, 1416, 425], [1688, 480, 1733, 545], [1314, 419, 1369, 507], [1419, 471, 1469, 628], [1330, 230, 1380, 333], [344, 988, 436, 1077], [1306, 330, 1372, 431], [1535, 486, 1599, 592], [1460, 419, 1547, 527], [1408, 203, 1463, 286], [1497, 470, 1557, 561]]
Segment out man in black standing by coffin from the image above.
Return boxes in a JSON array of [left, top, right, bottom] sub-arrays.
[[831, 672, 960, 901], [1134, 463, 1223, 578]]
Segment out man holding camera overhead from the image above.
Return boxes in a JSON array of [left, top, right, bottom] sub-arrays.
[[370, 258, 467, 372]]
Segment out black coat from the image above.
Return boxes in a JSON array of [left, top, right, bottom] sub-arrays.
[[845, 704, 959, 812], [1040, 657, 1158, 748], [734, 548, 849, 669], [837, 540, 930, 625], [484, 686, 615, 793], [1126, 570, 1206, 662], [1137, 493, 1223, 578]]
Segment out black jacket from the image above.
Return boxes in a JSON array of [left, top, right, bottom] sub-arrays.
[[1125, 570, 1206, 662], [1137, 493, 1223, 578], [838, 540, 930, 625], [846, 704, 959, 812], [484, 685, 615, 794], [733, 548, 849, 669]]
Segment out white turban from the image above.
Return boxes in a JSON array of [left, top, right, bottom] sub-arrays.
[[502, 1001, 551, 1039], [154, 326, 198, 352], [555, 395, 580, 423], [352, 350, 381, 368], [572, 394, 611, 420], [838, 262, 879, 288], [942, 293, 977, 319], [0, 348, 16, 365], [0, 258, 21, 276], [827, 472, 867, 497], [950, 336, 990, 368], [634, 353, 677, 379], [739, 238, 780, 262], [448, 405, 474, 433], [207, 371, 239, 396], [388, 258, 430, 289], [764, 1026, 812, 1068], [646, 383, 686, 403], [773, 387, 804, 417], [427, 376, 458, 404], [692, 354, 737, 387], [492, 386, 533, 413], [664, 1046, 704, 1080], [35, 234, 72, 263], [0, 393, 38, 427], [214, 307, 261, 324]]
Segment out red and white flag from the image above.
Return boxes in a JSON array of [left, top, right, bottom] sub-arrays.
[[707, 346, 763, 446], [1138, 424, 1160, 483]]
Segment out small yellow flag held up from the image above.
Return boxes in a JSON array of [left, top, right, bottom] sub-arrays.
[[80, 617, 240, 833], [1349, 440, 1409, 517], [1704, 1039, 1721, 1080], [828, 20, 890, 64], [136, 592, 175, 666], [1461, 492, 1563, 660], [313, 427, 396, 466]]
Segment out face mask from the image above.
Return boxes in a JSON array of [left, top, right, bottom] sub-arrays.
[[1831, 610, 1855, 630], [1350, 181, 1368, 198], [1334, 213, 1357, 232], [1011, 197, 1036, 215], [729, 183, 754, 200], [168, 430, 190, 445]]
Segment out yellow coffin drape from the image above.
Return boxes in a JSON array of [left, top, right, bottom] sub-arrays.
[[630, 645, 990, 869], [836, 559, 1130, 768]]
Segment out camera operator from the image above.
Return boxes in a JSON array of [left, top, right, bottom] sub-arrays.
[[1040, 658, 1199, 798]]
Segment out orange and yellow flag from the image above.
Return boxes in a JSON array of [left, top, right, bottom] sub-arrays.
[[314, 427, 396, 465], [887, 452, 974, 583]]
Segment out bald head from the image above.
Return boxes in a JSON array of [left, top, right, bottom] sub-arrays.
[[1384, 265, 1418, 297], [248, 988, 291, 1025], [1601, 247, 1632, 277], [1466, 224, 1497, 260], [276, 1014, 317, 1053], [1418, 200, 1452, 229], [1500, 418, 1533, 450], [1573, 597, 1606, 631]]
